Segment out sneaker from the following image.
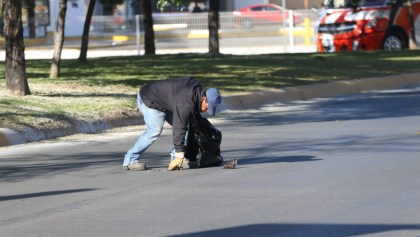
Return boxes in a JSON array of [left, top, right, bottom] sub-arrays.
[[167, 158, 183, 171], [123, 162, 146, 171]]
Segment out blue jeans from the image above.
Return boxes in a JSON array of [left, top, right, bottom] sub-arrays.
[[123, 94, 173, 166]]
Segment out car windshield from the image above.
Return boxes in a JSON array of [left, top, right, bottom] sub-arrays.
[[323, 0, 388, 9]]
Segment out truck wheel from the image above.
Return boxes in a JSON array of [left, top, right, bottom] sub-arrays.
[[382, 30, 408, 50]]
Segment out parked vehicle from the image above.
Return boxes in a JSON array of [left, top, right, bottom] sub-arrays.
[[317, 0, 420, 52], [233, 4, 303, 28]]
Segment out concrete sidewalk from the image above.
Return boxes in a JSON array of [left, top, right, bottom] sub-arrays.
[[1, 72, 420, 147], [0, 44, 317, 61]]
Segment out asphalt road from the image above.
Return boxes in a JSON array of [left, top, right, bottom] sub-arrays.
[[1, 87, 420, 237]]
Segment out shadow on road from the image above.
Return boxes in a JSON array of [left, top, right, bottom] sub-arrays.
[[0, 153, 120, 182], [0, 188, 99, 202], [0, 150, 170, 183], [168, 223, 420, 237], [223, 89, 420, 126], [238, 155, 321, 165]]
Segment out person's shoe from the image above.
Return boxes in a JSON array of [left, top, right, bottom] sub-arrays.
[[167, 158, 184, 171], [123, 162, 146, 171]]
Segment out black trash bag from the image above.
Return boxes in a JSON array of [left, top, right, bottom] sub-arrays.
[[185, 114, 223, 168]]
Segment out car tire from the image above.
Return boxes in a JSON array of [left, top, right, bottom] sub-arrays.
[[382, 30, 408, 50]]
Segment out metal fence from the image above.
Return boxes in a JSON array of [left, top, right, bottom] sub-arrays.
[[90, 10, 319, 54]]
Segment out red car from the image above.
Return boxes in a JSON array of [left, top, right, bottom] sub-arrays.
[[233, 4, 303, 28]]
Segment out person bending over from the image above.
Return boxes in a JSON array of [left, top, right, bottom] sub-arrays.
[[123, 77, 222, 171]]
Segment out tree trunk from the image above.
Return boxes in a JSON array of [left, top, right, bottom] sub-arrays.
[[50, 0, 68, 79], [0, 1, 4, 37], [143, 0, 155, 55], [79, 0, 96, 63], [4, 0, 31, 96], [208, 0, 220, 55], [387, 0, 404, 31], [407, 0, 418, 48], [27, 2, 36, 38]]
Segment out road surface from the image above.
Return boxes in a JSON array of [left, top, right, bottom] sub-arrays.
[[1, 87, 420, 236]]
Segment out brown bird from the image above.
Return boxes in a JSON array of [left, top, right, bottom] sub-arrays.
[[223, 158, 238, 169]]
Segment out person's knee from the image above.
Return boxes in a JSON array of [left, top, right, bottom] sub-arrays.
[[147, 127, 163, 139]]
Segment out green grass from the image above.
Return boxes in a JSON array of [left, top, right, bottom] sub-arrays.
[[1, 50, 420, 131]]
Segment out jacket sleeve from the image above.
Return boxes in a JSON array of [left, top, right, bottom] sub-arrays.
[[172, 109, 191, 152]]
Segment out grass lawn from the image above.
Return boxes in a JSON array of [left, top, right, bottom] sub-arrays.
[[1, 50, 420, 131]]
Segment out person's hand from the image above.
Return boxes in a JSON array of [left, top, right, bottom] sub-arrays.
[[168, 152, 184, 171], [175, 152, 184, 159]]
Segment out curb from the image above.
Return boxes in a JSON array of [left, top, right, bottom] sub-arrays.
[[0, 115, 143, 147], [1, 72, 420, 147], [221, 72, 420, 110]]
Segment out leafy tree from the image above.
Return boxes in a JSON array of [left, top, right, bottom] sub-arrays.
[[50, 0, 68, 78], [3, 0, 31, 95], [79, 0, 96, 63], [156, 0, 188, 11]]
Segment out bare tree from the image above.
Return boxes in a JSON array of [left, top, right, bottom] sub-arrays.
[[4, 0, 31, 95], [22, 0, 36, 38], [384, 0, 416, 49], [143, 0, 156, 55], [388, 0, 405, 34], [0, 1, 4, 37], [407, 0, 418, 47], [157, 0, 219, 54], [79, 0, 96, 63], [208, 0, 220, 55], [50, 0, 68, 79]]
